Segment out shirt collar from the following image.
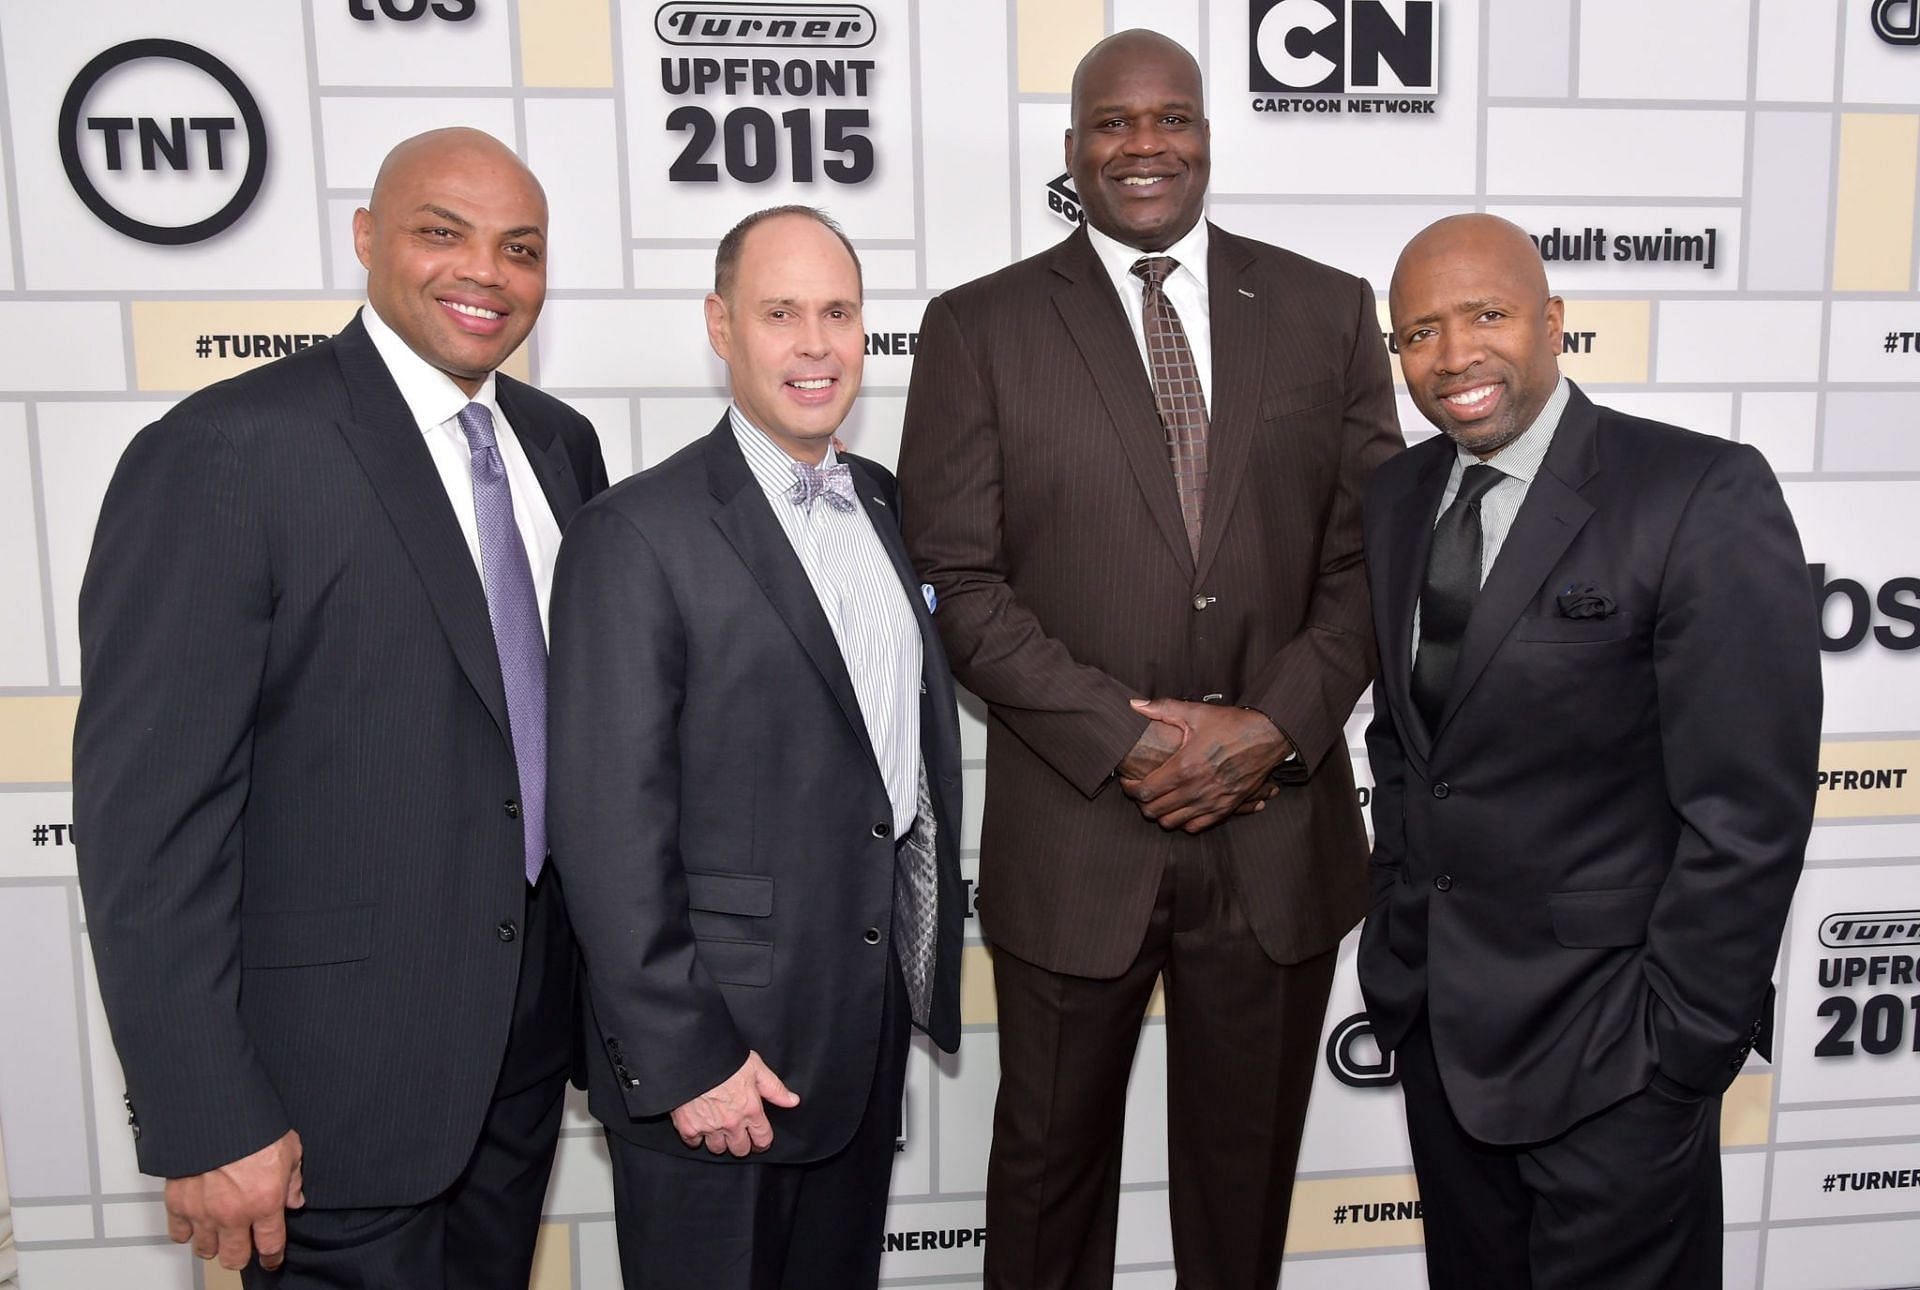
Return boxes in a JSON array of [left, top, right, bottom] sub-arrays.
[[729, 404, 840, 503], [1087, 218, 1211, 296], [361, 303, 501, 435], [1457, 375, 1570, 485]]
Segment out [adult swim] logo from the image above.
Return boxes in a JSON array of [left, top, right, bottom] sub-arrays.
[[58, 39, 268, 246]]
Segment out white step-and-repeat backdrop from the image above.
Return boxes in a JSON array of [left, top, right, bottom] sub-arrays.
[[0, 1, 1916, 1287]]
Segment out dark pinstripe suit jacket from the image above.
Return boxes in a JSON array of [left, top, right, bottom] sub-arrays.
[[898, 224, 1403, 978], [73, 313, 607, 1206]]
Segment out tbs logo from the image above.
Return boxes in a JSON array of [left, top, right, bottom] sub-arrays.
[[1250, 0, 1439, 95]]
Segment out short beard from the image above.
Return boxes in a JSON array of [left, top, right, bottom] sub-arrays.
[[1437, 414, 1532, 459]]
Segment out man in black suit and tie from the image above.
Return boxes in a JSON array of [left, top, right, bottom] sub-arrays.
[[1359, 214, 1822, 1288], [74, 128, 607, 1286], [548, 206, 964, 1290]]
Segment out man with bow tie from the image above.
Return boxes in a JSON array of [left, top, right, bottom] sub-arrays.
[[548, 205, 964, 1290], [1359, 214, 1823, 1289]]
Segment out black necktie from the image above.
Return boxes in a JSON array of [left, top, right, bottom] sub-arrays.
[[1412, 464, 1502, 733]]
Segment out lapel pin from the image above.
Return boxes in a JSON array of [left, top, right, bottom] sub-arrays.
[[1238, 287, 1255, 298], [921, 583, 938, 614]]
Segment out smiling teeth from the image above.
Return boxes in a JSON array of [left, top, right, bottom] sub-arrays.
[[790, 378, 833, 389], [445, 301, 501, 320], [1120, 176, 1165, 186], [1445, 386, 1496, 407]]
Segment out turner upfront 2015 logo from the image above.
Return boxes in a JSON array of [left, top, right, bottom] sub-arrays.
[[59, 39, 267, 246], [1249, 0, 1438, 113]]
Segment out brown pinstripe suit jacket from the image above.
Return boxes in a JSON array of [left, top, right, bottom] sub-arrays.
[[898, 223, 1403, 979]]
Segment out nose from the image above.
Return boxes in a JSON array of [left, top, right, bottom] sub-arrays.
[[1121, 121, 1166, 156], [796, 313, 830, 357], [1435, 325, 1483, 377], [453, 241, 507, 288]]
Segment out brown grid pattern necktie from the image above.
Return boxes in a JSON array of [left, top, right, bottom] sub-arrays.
[[1131, 255, 1209, 560]]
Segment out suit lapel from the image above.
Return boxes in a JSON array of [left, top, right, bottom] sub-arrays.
[[1048, 229, 1194, 577], [706, 421, 877, 766], [1194, 227, 1264, 583], [328, 315, 512, 744], [1434, 388, 1602, 736], [498, 378, 583, 531], [1379, 441, 1454, 759]]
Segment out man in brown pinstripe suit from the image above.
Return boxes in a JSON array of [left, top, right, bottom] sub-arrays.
[[897, 29, 1402, 1290]]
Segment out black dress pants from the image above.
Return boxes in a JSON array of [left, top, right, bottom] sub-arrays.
[[242, 867, 575, 1290], [1396, 1015, 1724, 1290], [603, 954, 912, 1290]]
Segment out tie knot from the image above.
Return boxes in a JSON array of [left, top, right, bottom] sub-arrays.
[[789, 459, 857, 513], [1458, 463, 1502, 504], [1131, 255, 1178, 287], [456, 402, 497, 452]]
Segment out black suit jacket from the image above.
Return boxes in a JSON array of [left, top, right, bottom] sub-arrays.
[[899, 224, 1402, 979], [73, 313, 608, 1205], [548, 419, 964, 1165], [1357, 383, 1821, 1145]]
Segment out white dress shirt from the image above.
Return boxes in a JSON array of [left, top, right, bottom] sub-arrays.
[[361, 305, 563, 638], [1087, 218, 1214, 415], [730, 407, 923, 840]]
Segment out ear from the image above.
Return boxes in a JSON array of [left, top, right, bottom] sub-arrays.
[[1544, 294, 1566, 343], [352, 207, 375, 272], [704, 292, 732, 364], [1062, 128, 1074, 173]]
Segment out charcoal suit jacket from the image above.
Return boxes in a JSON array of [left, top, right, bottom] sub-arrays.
[[1358, 383, 1821, 1144], [74, 312, 607, 1203]]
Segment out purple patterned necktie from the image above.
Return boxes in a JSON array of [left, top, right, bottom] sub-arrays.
[[789, 459, 858, 513], [456, 402, 547, 884], [1131, 255, 1210, 560]]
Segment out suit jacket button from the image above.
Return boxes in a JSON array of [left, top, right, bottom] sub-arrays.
[[872, 822, 891, 839], [1433, 874, 1454, 892], [1431, 782, 1450, 799], [863, 927, 882, 945], [1192, 594, 1212, 611], [497, 920, 517, 942], [504, 799, 521, 819]]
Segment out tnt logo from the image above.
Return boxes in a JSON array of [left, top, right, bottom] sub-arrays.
[[58, 39, 267, 246], [1250, 0, 1439, 95]]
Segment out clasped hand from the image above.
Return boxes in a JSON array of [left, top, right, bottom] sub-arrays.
[[1117, 698, 1289, 833]]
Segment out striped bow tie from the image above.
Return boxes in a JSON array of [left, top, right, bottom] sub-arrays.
[[789, 460, 857, 513]]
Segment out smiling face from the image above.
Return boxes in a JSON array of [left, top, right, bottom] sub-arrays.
[[1390, 215, 1564, 458], [353, 129, 547, 397], [1066, 31, 1211, 252], [705, 212, 864, 463]]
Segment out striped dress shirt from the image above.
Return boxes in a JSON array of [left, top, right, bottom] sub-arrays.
[[1412, 375, 1571, 668], [730, 407, 923, 839]]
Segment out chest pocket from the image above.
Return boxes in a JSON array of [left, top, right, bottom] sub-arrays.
[[1510, 613, 1635, 644]]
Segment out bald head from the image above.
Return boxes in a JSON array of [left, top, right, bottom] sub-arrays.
[[1390, 214, 1547, 316], [1389, 214, 1564, 457], [353, 128, 550, 396], [369, 127, 544, 215], [1071, 29, 1204, 120]]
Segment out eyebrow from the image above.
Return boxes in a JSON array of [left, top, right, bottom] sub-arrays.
[[760, 296, 860, 310], [1401, 297, 1508, 329], [1084, 98, 1199, 117], [414, 206, 545, 240]]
